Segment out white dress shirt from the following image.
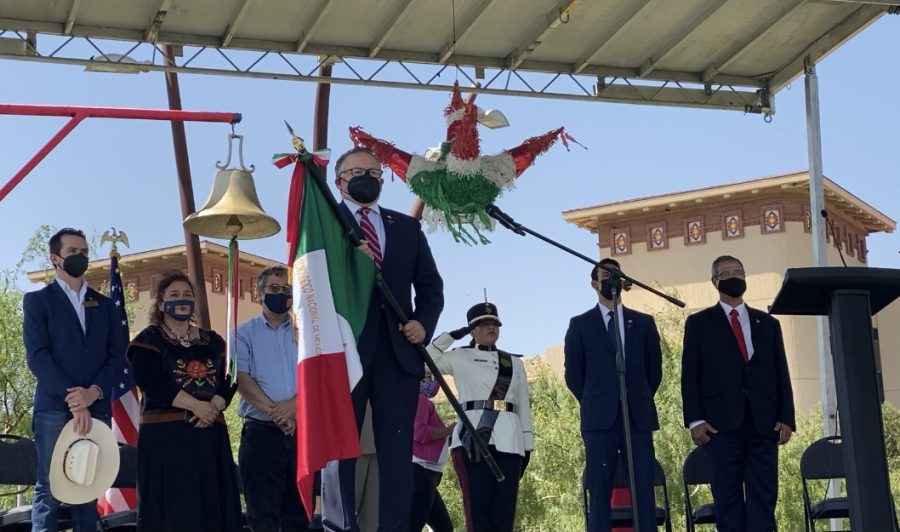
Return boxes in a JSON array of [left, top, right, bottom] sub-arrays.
[[599, 302, 625, 353], [345, 199, 387, 253], [56, 278, 88, 333], [427, 332, 534, 456]]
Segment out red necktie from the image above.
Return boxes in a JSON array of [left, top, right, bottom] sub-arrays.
[[730, 309, 749, 364], [358, 207, 383, 270]]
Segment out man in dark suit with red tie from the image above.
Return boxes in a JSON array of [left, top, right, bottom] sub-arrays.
[[681, 255, 796, 532], [322, 147, 444, 532], [564, 258, 663, 532]]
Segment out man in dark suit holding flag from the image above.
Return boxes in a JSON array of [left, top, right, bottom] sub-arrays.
[[321, 147, 444, 532], [681, 255, 795, 532], [564, 258, 663, 532]]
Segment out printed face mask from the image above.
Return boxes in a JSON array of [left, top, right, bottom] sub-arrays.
[[420, 380, 439, 398], [163, 299, 195, 321]]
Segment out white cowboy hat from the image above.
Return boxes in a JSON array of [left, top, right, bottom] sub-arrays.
[[49, 419, 120, 504]]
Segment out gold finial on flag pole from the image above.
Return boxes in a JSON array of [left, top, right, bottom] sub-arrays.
[[100, 227, 130, 258]]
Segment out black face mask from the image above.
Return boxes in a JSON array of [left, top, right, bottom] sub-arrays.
[[717, 278, 747, 298], [599, 278, 622, 300], [58, 253, 89, 278], [264, 293, 291, 315], [346, 172, 382, 204]]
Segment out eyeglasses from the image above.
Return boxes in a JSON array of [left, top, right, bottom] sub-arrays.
[[715, 270, 745, 280], [339, 167, 384, 179], [264, 284, 293, 294]]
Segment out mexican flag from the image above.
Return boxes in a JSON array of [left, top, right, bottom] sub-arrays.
[[277, 152, 375, 518]]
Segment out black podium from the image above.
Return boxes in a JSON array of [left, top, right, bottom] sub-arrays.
[[770, 267, 900, 531]]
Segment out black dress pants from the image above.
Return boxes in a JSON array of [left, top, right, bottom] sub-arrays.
[[239, 418, 311, 531], [408, 463, 452, 532]]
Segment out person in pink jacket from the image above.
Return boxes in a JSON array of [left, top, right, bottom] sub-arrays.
[[408, 373, 455, 532]]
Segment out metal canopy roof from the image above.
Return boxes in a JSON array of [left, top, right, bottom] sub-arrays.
[[0, 0, 893, 111]]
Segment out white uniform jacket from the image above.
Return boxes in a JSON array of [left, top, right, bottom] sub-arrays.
[[426, 332, 534, 457]]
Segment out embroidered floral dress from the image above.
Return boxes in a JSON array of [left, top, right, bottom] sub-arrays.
[[128, 325, 241, 532]]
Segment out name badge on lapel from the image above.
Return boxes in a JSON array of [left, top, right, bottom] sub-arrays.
[[84, 298, 100, 308]]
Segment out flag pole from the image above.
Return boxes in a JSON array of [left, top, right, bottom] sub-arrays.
[[286, 128, 505, 483]]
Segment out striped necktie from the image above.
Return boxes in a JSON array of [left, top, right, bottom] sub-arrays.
[[358, 207, 383, 270]]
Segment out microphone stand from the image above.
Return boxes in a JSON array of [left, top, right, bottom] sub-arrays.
[[486, 203, 685, 529]]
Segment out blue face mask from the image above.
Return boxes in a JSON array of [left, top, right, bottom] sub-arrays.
[[163, 300, 195, 321], [420, 379, 439, 398], [264, 293, 291, 315]]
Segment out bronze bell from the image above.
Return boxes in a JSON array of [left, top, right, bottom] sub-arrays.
[[183, 168, 280, 239]]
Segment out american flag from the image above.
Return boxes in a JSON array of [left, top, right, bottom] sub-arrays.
[[98, 252, 139, 514]]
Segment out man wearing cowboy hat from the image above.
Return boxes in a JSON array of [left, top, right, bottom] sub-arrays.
[[23, 228, 128, 531]]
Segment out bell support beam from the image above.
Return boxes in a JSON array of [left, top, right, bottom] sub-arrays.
[[0, 103, 240, 202], [164, 43, 210, 329]]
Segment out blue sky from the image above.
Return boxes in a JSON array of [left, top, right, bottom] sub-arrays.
[[1, 18, 897, 354]]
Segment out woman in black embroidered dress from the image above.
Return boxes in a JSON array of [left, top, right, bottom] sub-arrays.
[[128, 271, 241, 532]]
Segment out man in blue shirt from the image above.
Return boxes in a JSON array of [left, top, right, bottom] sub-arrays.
[[237, 266, 310, 531], [23, 227, 128, 532]]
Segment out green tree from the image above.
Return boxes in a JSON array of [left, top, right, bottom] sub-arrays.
[[0, 225, 54, 509]]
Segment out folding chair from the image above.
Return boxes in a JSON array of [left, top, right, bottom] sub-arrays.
[[682, 445, 716, 531], [0, 433, 72, 532], [98, 444, 138, 531], [800, 436, 849, 531], [608, 454, 672, 531]]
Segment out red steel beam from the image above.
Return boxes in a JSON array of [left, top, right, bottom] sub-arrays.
[[0, 104, 241, 202]]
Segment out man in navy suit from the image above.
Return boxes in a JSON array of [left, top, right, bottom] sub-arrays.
[[321, 147, 445, 532], [681, 255, 795, 532], [23, 227, 128, 532], [564, 258, 663, 532]]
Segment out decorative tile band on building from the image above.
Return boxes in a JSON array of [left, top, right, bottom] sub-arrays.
[[803, 208, 811, 233], [723, 212, 743, 240], [612, 230, 631, 256], [761, 205, 784, 234], [212, 269, 224, 293], [647, 222, 667, 251], [685, 216, 705, 245]]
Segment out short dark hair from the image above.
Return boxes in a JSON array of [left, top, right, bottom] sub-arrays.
[[150, 270, 195, 325], [49, 228, 86, 256], [256, 266, 288, 294], [335, 146, 377, 175], [591, 258, 621, 281], [711, 255, 744, 277]]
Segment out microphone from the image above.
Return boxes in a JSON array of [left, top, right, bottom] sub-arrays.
[[821, 210, 848, 267], [485, 204, 526, 236]]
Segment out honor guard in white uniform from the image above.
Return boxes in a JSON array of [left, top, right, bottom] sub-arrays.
[[426, 302, 534, 532]]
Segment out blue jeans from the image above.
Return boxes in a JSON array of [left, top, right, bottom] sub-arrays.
[[31, 409, 110, 532]]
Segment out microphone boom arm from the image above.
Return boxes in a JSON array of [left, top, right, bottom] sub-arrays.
[[485, 203, 685, 308]]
